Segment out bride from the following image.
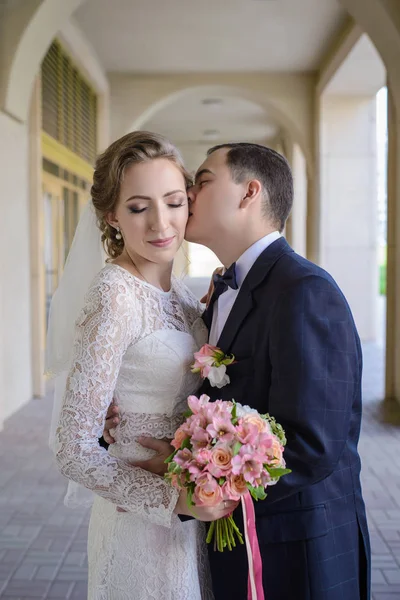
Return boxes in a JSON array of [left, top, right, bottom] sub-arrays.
[[47, 131, 234, 599]]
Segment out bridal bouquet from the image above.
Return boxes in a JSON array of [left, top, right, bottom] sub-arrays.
[[165, 394, 291, 552]]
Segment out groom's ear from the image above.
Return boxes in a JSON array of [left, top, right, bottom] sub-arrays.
[[239, 179, 263, 210]]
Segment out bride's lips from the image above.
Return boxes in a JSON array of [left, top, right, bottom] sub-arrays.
[[148, 236, 175, 248]]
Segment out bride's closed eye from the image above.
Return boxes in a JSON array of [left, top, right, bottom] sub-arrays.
[[168, 202, 186, 208], [128, 202, 186, 214]]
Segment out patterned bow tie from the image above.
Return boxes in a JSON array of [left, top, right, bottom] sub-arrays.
[[212, 262, 239, 301]]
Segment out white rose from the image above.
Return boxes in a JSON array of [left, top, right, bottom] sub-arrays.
[[207, 365, 230, 388], [235, 403, 259, 417]]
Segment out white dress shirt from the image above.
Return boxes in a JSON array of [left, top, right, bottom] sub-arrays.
[[209, 231, 281, 346]]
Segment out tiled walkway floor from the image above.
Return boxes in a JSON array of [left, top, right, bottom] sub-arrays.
[[0, 342, 399, 599]]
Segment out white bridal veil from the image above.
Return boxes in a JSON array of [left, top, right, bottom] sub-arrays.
[[46, 201, 106, 507]]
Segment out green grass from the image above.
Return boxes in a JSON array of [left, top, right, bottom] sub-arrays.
[[380, 263, 386, 296]]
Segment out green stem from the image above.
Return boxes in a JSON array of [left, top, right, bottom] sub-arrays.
[[206, 520, 215, 544], [224, 518, 232, 551]]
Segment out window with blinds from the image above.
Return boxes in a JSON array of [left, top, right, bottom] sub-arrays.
[[41, 40, 97, 165]]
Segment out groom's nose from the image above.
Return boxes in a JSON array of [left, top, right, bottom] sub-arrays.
[[187, 185, 197, 204]]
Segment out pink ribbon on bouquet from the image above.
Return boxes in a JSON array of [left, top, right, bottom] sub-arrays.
[[241, 492, 265, 600]]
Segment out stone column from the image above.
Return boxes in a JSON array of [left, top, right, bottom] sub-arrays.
[[29, 76, 46, 397], [291, 144, 307, 257], [320, 94, 379, 341], [385, 84, 400, 400]]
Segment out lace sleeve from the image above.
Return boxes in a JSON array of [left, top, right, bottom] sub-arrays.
[[55, 269, 179, 527]]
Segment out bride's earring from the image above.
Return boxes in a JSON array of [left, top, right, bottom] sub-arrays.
[[115, 227, 122, 241]]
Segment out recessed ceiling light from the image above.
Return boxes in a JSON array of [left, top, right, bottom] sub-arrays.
[[202, 98, 223, 106], [203, 129, 220, 140]]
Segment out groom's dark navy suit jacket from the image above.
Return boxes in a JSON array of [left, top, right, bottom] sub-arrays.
[[200, 238, 370, 600]]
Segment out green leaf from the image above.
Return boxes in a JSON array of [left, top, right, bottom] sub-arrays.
[[262, 413, 287, 446], [183, 409, 193, 418], [232, 441, 242, 456], [265, 465, 292, 478], [247, 484, 267, 501], [164, 451, 176, 464], [231, 401, 237, 421], [218, 477, 226, 486], [181, 437, 192, 450], [221, 355, 235, 366], [187, 487, 195, 507]]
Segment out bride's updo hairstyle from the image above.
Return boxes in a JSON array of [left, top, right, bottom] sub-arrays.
[[91, 131, 192, 259]]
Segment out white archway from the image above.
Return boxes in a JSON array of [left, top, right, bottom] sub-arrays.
[[0, 0, 86, 122], [131, 83, 313, 176]]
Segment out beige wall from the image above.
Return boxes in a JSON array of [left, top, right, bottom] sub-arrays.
[[0, 14, 110, 426], [0, 111, 32, 427]]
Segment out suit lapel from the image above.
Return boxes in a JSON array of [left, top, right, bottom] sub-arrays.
[[216, 237, 294, 353], [216, 280, 253, 351]]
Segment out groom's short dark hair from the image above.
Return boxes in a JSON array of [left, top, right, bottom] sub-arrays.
[[207, 143, 293, 232]]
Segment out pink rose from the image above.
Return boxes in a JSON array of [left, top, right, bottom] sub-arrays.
[[230, 473, 248, 496], [193, 448, 212, 466], [242, 414, 271, 435], [193, 473, 223, 507], [208, 445, 233, 478], [223, 474, 248, 500], [171, 426, 188, 450], [265, 438, 284, 467]]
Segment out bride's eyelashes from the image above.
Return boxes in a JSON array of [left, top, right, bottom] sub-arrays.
[[128, 203, 186, 214]]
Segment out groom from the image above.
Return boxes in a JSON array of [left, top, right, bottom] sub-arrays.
[[105, 143, 371, 599]]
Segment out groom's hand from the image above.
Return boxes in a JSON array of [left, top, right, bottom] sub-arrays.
[[174, 490, 239, 521], [200, 266, 223, 306], [103, 401, 120, 444], [116, 437, 173, 513], [129, 437, 173, 477]]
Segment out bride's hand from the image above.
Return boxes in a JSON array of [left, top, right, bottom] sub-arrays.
[[129, 437, 173, 477], [174, 490, 239, 521], [200, 267, 224, 306]]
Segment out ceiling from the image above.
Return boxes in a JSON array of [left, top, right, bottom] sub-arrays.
[[74, 0, 347, 73], [144, 90, 279, 146]]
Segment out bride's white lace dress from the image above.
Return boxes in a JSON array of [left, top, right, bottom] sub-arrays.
[[55, 264, 213, 600]]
